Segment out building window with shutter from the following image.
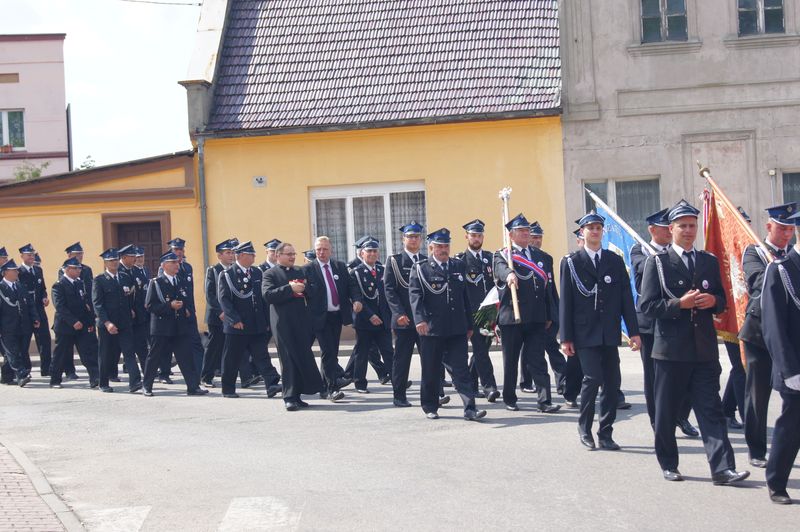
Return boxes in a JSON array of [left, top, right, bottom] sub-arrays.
[[311, 183, 426, 261], [0, 110, 25, 151], [584, 178, 661, 239], [738, 0, 785, 36], [641, 0, 688, 43], [782, 171, 800, 203]]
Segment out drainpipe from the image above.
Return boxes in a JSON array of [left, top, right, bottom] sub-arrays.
[[198, 137, 210, 271]]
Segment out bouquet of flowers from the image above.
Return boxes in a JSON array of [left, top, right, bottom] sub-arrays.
[[473, 286, 500, 347]]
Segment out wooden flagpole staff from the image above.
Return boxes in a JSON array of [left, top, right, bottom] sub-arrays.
[[499, 187, 522, 323]]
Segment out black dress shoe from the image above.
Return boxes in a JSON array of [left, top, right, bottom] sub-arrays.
[[50, 384, 63, 389], [223, 393, 240, 398], [727, 416, 744, 430], [241, 376, 256, 388], [109, 377, 121, 383], [598, 438, 621, 451], [379, 375, 391, 385], [564, 399, 579, 409], [267, 384, 282, 398], [617, 401, 632, 410], [18, 375, 31, 387], [486, 390, 500, 403], [285, 402, 299, 411], [89, 381, 99, 389], [425, 411, 440, 419], [520, 386, 536, 394], [296, 399, 310, 408], [100, 386, 114, 393], [506, 403, 519, 411], [663, 469, 683, 481], [393, 399, 412, 407], [405, 380, 412, 389], [464, 409, 487, 421], [677, 419, 700, 437], [158, 376, 174, 385], [202, 380, 216, 388], [749, 457, 767, 468], [579, 434, 596, 450], [769, 489, 792, 505], [143, 389, 154, 397], [66, 373, 79, 381], [711, 469, 750, 486], [539, 404, 561, 414], [442, 379, 453, 388], [475, 390, 486, 399], [355, 388, 370, 394], [328, 390, 345, 402], [439, 395, 450, 405], [129, 383, 142, 393], [336, 377, 353, 389], [40, 371, 51, 378], [188, 388, 209, 396]]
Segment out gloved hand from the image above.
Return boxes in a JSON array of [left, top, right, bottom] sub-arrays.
[[785, 374, 800, 391]]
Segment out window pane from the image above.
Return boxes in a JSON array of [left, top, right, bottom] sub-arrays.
[[738, 11, 759, 35], [315, 198, 348, 262], [641, 0, 661, 17], [666, 0, 685, 15], [765, 9, 785, 33], [584, 181, 609, 213], [642, 17, 663, 42], [390, 191, 426, 254], [738, 0, 757, 9], [8, 111, 24, 147], [615, 179, 661, 240], [783, 173, 800, 203], [765, 0, 783, 7], [0, 113, 5, 145], [667, 15, 688, 40], [353, 195, 388, 261]]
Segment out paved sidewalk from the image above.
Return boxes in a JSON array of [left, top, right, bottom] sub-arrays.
[[0, 445, 64, 532]]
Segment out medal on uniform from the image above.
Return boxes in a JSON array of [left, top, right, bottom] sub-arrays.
[[538, 261, 544, 268], [702, 280, 709, 289], [469, 273, 476, 279], [187, 275, 192, 282], [487, 266, 492, 273], [482, 257, 488, 263], [678, 280, 684, 286], [604, 275, 612, 284], [458, 274, 463, 281], [333, 274, 339, 280]]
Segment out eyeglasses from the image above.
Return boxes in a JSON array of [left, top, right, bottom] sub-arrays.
[[280, 252, 297, 256]]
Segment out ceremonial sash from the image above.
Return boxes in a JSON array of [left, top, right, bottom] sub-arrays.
[[511, 252, 548, 283]]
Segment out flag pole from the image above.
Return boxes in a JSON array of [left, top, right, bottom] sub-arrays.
[[498, 187, 521, 323], [584, 188, 656, 254], [697, 163, 772, 260]]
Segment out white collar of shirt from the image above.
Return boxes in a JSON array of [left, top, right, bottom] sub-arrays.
[[105, 270, 117, 279], [318, 259, 331, 269], [2, 279, 15, 289], [671, 243, 695, 257], [266, 261, 275, 268], [22, 264, 33, 272], [163, 273, 176, 284], [235, 261, 249, 275], [470, 249, 481, 260], [649, 240, 666, 253], [434, 258, 448, 269], [64, 275, 77, 284], [585, 247, 602, 261], [765, 238, 787, 255], [404, 249, 419, 262]]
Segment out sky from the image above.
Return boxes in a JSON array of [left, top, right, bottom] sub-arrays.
[[1, 0, 201, 167]]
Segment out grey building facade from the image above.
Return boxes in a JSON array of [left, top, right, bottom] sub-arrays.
[[560, 0, 800, 240]]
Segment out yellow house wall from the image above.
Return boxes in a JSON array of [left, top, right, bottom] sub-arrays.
[[64, 167, 187, 193], [202, 116, 567, 264]]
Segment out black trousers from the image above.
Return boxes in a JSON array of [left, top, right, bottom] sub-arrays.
[[743, 341, 773, 460], [766, 392, 800, 492], [314, 312, 343, 393], [98, 326, 141, 389], [221, 333, 281, 395], [351, 328, 394, 389], [344, 342, 390, 383], [201, 324, 225, 384], [132, 323, 150, 370], [520, 325, 565, 392], [23, 310, 51, 375], [563, 354, 583, 402], [499, 322, 551, 407], [577, 346, 621, 439], [50, 329, 99, 385], [721, 341, 746, 420], [640, 333, 657, 425], [419, 334, 475, 414], [1, 334, 31, 382], [392, 328, 421, 401], [143, 334, 200, 392], [469, 331, 497, 393], [653, 359, 736, 474]]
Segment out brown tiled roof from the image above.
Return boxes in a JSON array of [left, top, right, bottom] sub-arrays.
[[208, 0, 561, 132]]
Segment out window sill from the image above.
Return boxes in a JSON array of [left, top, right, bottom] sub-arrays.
[[627, 40, 702, 57], [723, 33, 800, 49]]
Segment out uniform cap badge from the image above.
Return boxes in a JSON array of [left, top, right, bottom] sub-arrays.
[[604, 275, 612, 284]]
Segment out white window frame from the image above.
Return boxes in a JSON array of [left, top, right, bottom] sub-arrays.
[[0, 109, 26, 151], [738, 0, 785, 35], [640, 0, 689, 43], [310, 181, 426, 261], [583, 176, 662, 211]]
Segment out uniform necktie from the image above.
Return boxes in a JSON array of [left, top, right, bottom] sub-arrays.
[[412, 254, 418, 263], [371, 268, 377, 278], [443, 261, 449, 275], [594, 254, 600, 270], [687, 251, 695, 279], [776, 248, 786, 258], [324, 263, 340, 306]]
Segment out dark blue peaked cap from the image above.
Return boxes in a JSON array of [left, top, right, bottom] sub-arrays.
[[64, 242, 83, 254], [737, 206, 751, 224], [505, 213, 530, 231], [0, 247, 7, 257], [62, 257, 82, 268], [160, 251, 179, 263], [529, 221, 543, 235], [100, 248, 119, 261], [303, 250, 316, 261], [645, 208, 670, 227], [234, 241, 256, 254], [215, 239, 235, 253], [399, 221, 423, 234], [119, 244, 136, 256], [575, 211, 605, 227], [18, 243, 35, 254], [167, 237, 186, 249], [427, 228, 451, 244], [360, 238, 380, 250], [134, 246, 145, 256], [1, 259, 19, 272], [264, 239, 281, 250], [228, 237, 240, 247], [766, 202, 798, 225], [667, 200, 700, 222], [462, 219, 485, 233], [573, 228, 584, 239]]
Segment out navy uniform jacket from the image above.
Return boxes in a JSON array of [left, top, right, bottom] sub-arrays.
[[204, 263, 225, 328], [57, 264, 94, 297], [761, 248, 800, 394], [630, 243, 658, 334], [145, 274, 195, 336], [540, 249, 560, 329], [455, 249, 494, 314], [18, 264, 46, 320], [127, 265, 150, 327], [0, 281, 38, 336], [559, 248, 639, 348], [92, 271, 134, 331], [349, 261, 391, 331], [258, 261, 274, 273], [639, 248, 726, 362], [302, 259, 354, 329], [51, 276, 95, 334], [384, 252, 427, 330], [739, 242, 783, 348], [218, 265, 269, 335], [493, 246, 556, 326], [119, 264, 145, 326], [409, 257, 473, 337]]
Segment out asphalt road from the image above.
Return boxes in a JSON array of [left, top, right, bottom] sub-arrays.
[[0, 347, 797, 531]]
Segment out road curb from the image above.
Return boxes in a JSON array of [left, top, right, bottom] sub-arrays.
[[0, 437, 85, 532]]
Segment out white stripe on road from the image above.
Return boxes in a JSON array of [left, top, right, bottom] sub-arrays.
[[81, 505, 151, 532], [218, 497, 301, 532]]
